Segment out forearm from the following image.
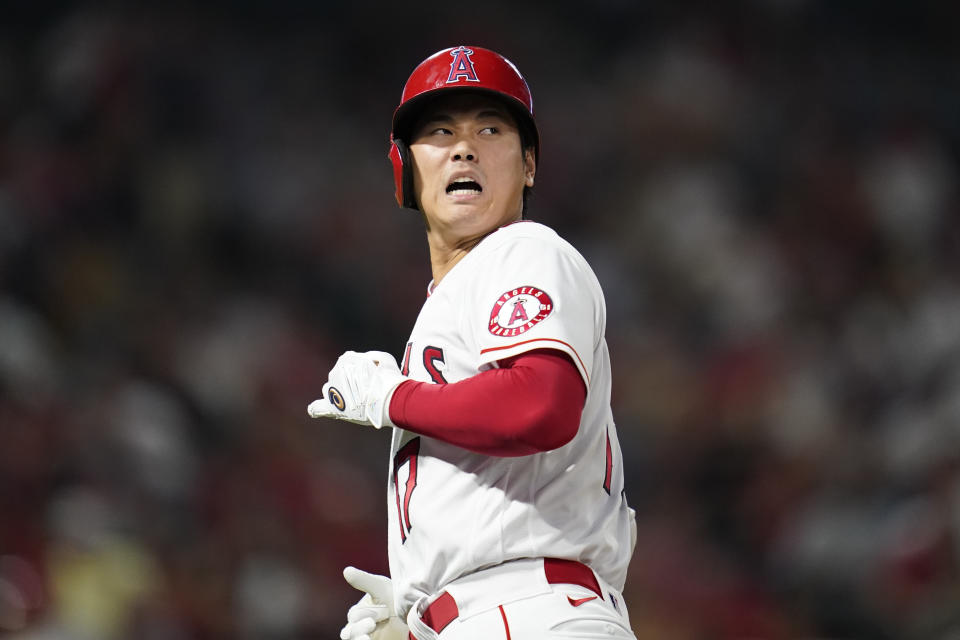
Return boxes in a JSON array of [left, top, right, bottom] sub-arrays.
[[388, 350, 586, 456]]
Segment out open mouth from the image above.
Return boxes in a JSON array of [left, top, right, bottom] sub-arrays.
[[446, 177, 482, 195]]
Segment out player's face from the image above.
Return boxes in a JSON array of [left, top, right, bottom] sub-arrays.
[[409, 94, 536, 242]]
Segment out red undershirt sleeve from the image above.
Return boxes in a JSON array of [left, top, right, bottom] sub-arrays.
[[388, 349, 587, 457]]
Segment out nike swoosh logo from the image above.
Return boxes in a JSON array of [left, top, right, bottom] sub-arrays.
[[567, 595, 598, 607]]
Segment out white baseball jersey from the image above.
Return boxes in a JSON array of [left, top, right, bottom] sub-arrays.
[[387, 221, 634, 618]]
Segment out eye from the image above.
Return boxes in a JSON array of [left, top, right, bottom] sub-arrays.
[[431, 127, 452, 135], [480, 126, 499, 135]]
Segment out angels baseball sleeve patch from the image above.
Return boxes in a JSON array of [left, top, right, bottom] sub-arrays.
[[488, 286, 554, 337]]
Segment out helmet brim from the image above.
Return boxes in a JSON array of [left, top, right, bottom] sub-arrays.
[[391, 87, 540, 160]]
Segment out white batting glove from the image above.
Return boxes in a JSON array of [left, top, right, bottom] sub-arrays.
[[307, 351, 406, 428], [340, 566, 409, 640]]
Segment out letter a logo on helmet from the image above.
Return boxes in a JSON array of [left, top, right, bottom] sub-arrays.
[[447, 46, 480, 83]]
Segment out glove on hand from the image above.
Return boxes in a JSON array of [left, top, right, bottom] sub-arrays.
[[340, 567, 409, 640], [308, 351, 406, 428]]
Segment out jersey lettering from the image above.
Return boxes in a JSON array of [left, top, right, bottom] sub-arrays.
[[393, 437, 421, 543], [401, 342, 413, 376], [423, 346, 448, 384]]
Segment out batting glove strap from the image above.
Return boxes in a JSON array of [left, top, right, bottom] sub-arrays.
[[308, 351, 406, 428]]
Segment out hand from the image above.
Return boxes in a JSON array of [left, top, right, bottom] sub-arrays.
[[340, 567, 409, 640], [308, 351, 406, 428]]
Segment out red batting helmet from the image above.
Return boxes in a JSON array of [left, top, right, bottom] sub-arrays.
[[389, 45, 540, 210]]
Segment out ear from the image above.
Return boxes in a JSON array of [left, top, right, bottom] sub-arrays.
[[523, 148, 536, 187]]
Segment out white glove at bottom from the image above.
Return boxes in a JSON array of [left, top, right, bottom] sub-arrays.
[[308, 351, 407, 428], [340, 566, 409, 640]]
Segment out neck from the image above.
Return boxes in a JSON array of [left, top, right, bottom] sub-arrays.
[[427, 229, 490, 285], [422, 208, 524, 285]]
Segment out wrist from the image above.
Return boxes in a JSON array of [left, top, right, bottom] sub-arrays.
[[377, 378, 406, 428], [368, 374, 410, 429], [385, 379, 422, 429]]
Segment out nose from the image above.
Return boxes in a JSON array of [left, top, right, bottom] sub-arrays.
[[451, 138, 476, 162]]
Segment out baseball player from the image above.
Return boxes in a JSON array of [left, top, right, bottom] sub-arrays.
[[309, 45, 637, 639]]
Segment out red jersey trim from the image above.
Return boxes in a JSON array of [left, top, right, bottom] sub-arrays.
[[480, 338, 589, 385]]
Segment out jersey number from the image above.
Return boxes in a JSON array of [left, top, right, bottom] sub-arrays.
[[393, 437, 420, 543], [401, 342, 448, 384]]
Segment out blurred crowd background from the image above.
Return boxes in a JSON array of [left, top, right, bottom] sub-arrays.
[[2, 1, 959, 638]]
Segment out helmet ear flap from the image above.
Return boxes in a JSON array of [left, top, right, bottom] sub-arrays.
[[389, 137, 418, 210]]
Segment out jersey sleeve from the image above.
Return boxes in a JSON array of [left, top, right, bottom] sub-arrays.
[[388, 350, 585, 456], [467, 233, 603, 388]]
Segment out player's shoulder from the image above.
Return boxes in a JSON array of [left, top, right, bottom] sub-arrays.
[[481, 220, 578, 256], [490, 220, 560, 242], [473, 221, 603, 293]]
